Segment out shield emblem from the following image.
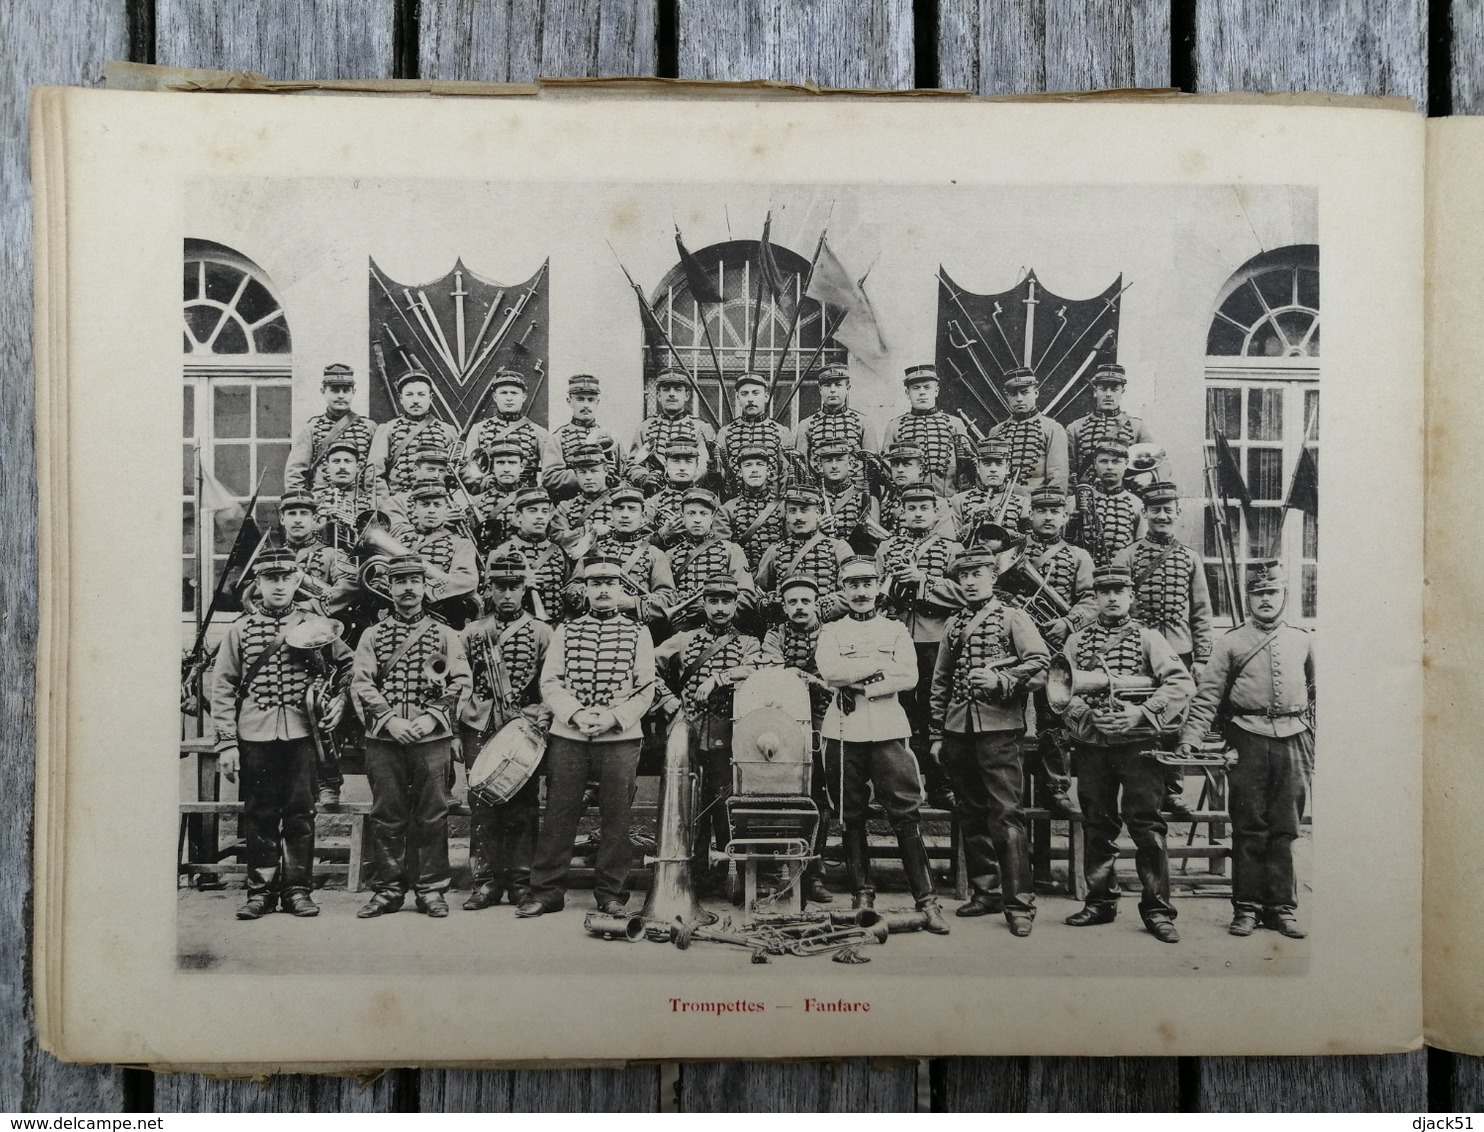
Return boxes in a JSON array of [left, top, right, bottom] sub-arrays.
[[368, 257, 550, 430], [935, 267, 1123, 431]]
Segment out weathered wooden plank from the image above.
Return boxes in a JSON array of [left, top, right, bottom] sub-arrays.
[[938, 0, 1171, 93], [143, 0, 397, 1109], [677, 0, 915, 89], [1193, 0, 1428, 110], [154, 1071, 402, 1112], [1450, 1054, 1484, 1110], [1199, 1053, 1429, 1112], [1452, 0, 1484, 114], [0, 0, 129, 1113], [936, 1057, 1181, 1112], [154, 0, 396, 79], [418, 0, 657, 82], [420, 1067, 661, 1111], [679, 1060, 917, 1112]]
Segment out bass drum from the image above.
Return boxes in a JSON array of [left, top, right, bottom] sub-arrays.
[[468, 715, 547, 806]]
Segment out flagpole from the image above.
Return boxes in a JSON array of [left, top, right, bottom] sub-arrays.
[[1203, 409, 1245, 624], [767, 228, 827, 399], [193, 444, 205, 737], [675, 226, 729, 398], [746, 212, 772, 373], [1267, 410, 1320, 559]]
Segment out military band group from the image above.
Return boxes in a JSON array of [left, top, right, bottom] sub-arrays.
[[207, 356, 1315, 946]]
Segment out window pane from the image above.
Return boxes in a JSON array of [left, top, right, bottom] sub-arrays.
[[183, 384, 195, 436], [259, 442, 291, 496], [213, 444, 249, 495], [1275, 310, 1318, 356], [183, 501, 196, 555], [205, 261, 243, 305], [1247, 447, 1284, 500], [214, 510, 245, 555], [183, 565, 195, 615], [213, 317, 250, 354], [1297, 266, 1320, 311], [1247, 387, 1283, 440], [1302, 564, 1318, 619], [254, 316, 291, 354], [1219, 282, 1265, 330], [1245, 507, 1281, 557], [185, 304, 220, 346], [1303, 510, 1318, 559], [1206, 320, 1246, 356], [236, 277, 277, 325], [1206, 387, 1241, 437], [257, 386, 292, 439], [1304, 390, 1320, 442], [1205, 564, 1232, 620], [184, 260, 199, 301], [1203, 505, 1240, 558], [182, 444, 194, 494], [1253, 267, 1294, 310], [214, 385, 251, 438]]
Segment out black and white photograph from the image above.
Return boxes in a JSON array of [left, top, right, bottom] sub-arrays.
[[175, 175, 1321, 980]]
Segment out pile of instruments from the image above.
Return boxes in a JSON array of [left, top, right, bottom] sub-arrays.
[[585, 905, 937, 962]]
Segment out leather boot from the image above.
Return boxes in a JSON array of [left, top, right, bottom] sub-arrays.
[[843, 825, 874, 910], [899, 826, 949, 934]]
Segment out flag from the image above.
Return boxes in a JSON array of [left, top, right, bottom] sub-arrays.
[[806, 236, 888, 360], [197, 453, 245, 522], [757, 213, 787, 297], [214, 513, 266, 614], [1284, 444, 1319, 516], [675, 227, 723, 304], [1212, 429, 1254, 513]]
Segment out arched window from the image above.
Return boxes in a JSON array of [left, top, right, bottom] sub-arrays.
[[1203, 245, 1318, 622], [646, 240, 847, 425], [183, 239, 293, 618]]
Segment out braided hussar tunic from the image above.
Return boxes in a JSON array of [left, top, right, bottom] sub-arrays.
[[634, 412, 715, 463], [822, 483, 872, 544], [798, 406, 872, 466], [1112, 537, 1214, 663], [470, 414, 546, 486], [376, 416, 460, 492], [877, 531, 964, 642], [351, 612, 470, 741], [722, 489, 783, 572], [668, 536, 746, 600], [492, 534, 570, 621], [756, 533, 847, 605], [763, 620, 831, 718], [210, 609, 312, 744], [883, 409, 960, 483], [1066, 410, 1152, 477], [460, 612, 551, 733], [950, 485, 1028, 542], [715, 414, 793, 488], [1059, 614, 1193, 747], [285, 411, 376, 491], [559, 616, 640, 707], [552, 490, 615, 537], [669, 628, 758, 723], [1085, 485, 1143, 566], [1002, 536, 1097, 634]]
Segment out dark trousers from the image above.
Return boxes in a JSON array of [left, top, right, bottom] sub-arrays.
[[1226, 727, 1313, 915], [239, 737, 317, 896], [364, 736, 454, 896], [460, 728, 540, 897], [1028, 690, 1072, 798], [825, 737, 922, 831], [807, 717, 831, 879], [692, 717, 735, 871], [941, 729, 1035, 914], [1164, 652, 1197, 804], [905, 642, 950, 795], [1074, 742, 1175, 924], [529, 735, 642, 909]]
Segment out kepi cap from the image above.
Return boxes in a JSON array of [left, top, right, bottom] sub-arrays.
[[903, 364, 938, 386]]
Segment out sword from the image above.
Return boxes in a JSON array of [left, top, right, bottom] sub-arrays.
[[464, 287, 505, 376], [1022, 278, 1038, 368], [1043, 329, 1115, 418], [990, 302, 1020, 371], [418, 288, 460, 378], [944, 356, 1004, 424], [452, 271, 468, 372]]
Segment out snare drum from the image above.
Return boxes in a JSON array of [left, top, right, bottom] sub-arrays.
[[467, 716, 547, 805]]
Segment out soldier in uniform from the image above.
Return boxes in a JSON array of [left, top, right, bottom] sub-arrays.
[[1079, 438, 1144, 566], [210, 549, 354, 920], [760, 576, 836, 906], [351, 555, 472, 919], [458, 552, 554, 911], [367, 370, 460, 496], [654, 575, 762, 892], [1110, 481, 1212, 818], [550, 442, 617, 552], [1178, 562, 1314, 939], [1065, 363, 1154, 482], [881, 364, 970, 497], [879, 444, 957, 538], [986, 367, 1071, 491], [663, 488, 756, 632], [463, 438, 528, 554], [950, 439, 1029, 547], [567, 485, 676, 626], [521, 556, 657, 917], [928, 547, 1050, 935], [714, 372, 794, 496], [314, 438, 373, 554], [284, 362, 375, 493], [754, 485, 853, 625], [385, 439, 457, 531], [1059, 564, 1195, 943], [720, 445, 785, 573], [486, 487, 571, 623], [646, 441, 732, 549], [815, 556, 950, 934], [628, 367, 717, 493], [817, 439, 883, 555], [464, 368, 549, 488], [876, 484, 967, 810], [796, 364, 879, 477], [1006, 485, 1098, 816], [540, 373, 624, 501], [398, 480, 479, 625]]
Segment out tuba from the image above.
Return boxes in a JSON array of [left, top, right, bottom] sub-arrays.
[[639, 716, 715, 940], [1045, 653, 1177, 741]]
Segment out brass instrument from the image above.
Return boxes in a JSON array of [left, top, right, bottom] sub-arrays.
[[669, 910, 888, 956], [1071, 479, 1105, 556], [285, 617, 346, 771], [639, 716, 713, 939], [1127, 443, 1166, 474], [468, 626, 508, 741], [584, 911, 645, 941], [1045, 653, 1177, 741], [995, 545, 1073, 626], [355, 525, 415, 604], [423, 655, 450, 693]]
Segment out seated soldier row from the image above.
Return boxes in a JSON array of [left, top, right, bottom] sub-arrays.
[[213, 532, 1312, 945]]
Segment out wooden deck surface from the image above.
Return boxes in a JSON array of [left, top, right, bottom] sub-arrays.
[[0, 0, 1460, 1112]]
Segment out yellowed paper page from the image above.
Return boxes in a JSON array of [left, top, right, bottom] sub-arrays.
[[1425, 116, 1484, 1055], [34, 87, 1423, 1064]]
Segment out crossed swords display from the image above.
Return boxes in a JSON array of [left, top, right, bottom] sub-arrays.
[[939, 268, 1133, 422]]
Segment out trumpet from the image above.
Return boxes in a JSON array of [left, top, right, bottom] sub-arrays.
[[424, 655, 450, 693]]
